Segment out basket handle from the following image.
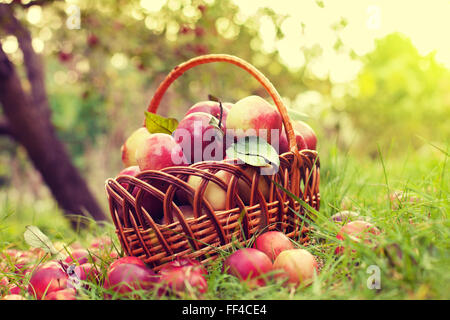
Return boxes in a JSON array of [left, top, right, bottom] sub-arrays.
[[147, 54, 302, 195]]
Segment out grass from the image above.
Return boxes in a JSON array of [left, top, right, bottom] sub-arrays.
[[0, 143, 448, 300]]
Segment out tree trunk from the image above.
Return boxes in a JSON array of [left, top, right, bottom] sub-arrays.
[[0, 4, 107, 228]]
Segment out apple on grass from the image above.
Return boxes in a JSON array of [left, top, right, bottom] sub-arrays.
[[158, 259, 208, 297], [1, 294, 26, 300], [104, 263, 158, 296], [335, 221, 381, 254], [253, 231, 294, 262], [44, 288, 77, 300], [28, 265, 69, 300], [273, 249, 318, 287], [108, 256, 147, 272], [223, 248, 273, 287], [65, 248, 92, 265]]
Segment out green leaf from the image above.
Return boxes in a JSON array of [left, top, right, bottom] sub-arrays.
[[23, 225, 64, 260], [145, 111, 179, 134], [286, 108, 310, 121], [226, 136, 280, 168]]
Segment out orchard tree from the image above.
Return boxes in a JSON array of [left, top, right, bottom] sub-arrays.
[[0, 1, 106, 227]]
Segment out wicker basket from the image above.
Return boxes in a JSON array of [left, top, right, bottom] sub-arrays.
[[105, 54, 320, 272]]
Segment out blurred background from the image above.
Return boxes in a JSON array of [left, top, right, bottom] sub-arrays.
[[0, 0, 449, 227]]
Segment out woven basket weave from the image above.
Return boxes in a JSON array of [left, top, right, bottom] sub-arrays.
[[105, 54, 320, 272]]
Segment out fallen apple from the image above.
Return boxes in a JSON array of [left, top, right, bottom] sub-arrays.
[[273, 249, 318, 287], [104, 263, 158, 295], [335, 221, 381, 254], [253, 231, 294, 262], [223, 248, 273, 287], [28, 264, 69, 300], [44, 288, 77, 300]]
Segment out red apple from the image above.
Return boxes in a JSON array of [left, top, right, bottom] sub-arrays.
[[335, 221, 381, 254], [185, 101, 232, 129], [226, 95, 283, 145], [278, 126, 308, 154], [158, 262, 208, 297], [253, 231, 294, 262], [136, 133, 187, 170], [292, 120, 317, 150], [104, 263, 158, 295], [74, 263, 100, 284], [273, 249, 318, 287], [117, 166, 141, 189], [108, 256, 147, 272], [223, 248, 273, 287], [173, 112, 225, 164], [65, 249, 91, 265], [121, 127, 152, 167], [44, 288, 77, 300], [28, 265, 69, 300]]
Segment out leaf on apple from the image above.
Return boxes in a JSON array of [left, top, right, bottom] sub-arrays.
[[145, 111, 179, 134], [23, 225, 64, 260], [226, 136, 280, 169]]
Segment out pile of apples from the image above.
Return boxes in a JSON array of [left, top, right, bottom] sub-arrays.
[[0, 216, 382, 300], [117, 95, 317, 223]]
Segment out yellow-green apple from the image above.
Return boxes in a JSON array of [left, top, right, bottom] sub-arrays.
[[253, 231, 294, 262], [185, 101, 233, 129], [186, 170, 232, 211], [136, 133, 187, 170], [292, 121, 317, 150], [225, 95, 282, 145], [223, 248, 273, 287], [173, 112, 225, 164], [335, 221, 381, 254], [121, 127, 151, 167], [273, 249, 318, 287]]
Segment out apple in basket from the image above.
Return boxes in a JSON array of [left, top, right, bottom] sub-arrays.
[[121, 127, 152, 167], [172, 112, 226, 164], [253, 231, 294, 262], [185, 100, 233, 127], [225, 95, 283, 148], [273, 249, 318, 287], [223, 248, 273, 287], [278, 124, 309, 154], [136, 132, 187, 170]]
